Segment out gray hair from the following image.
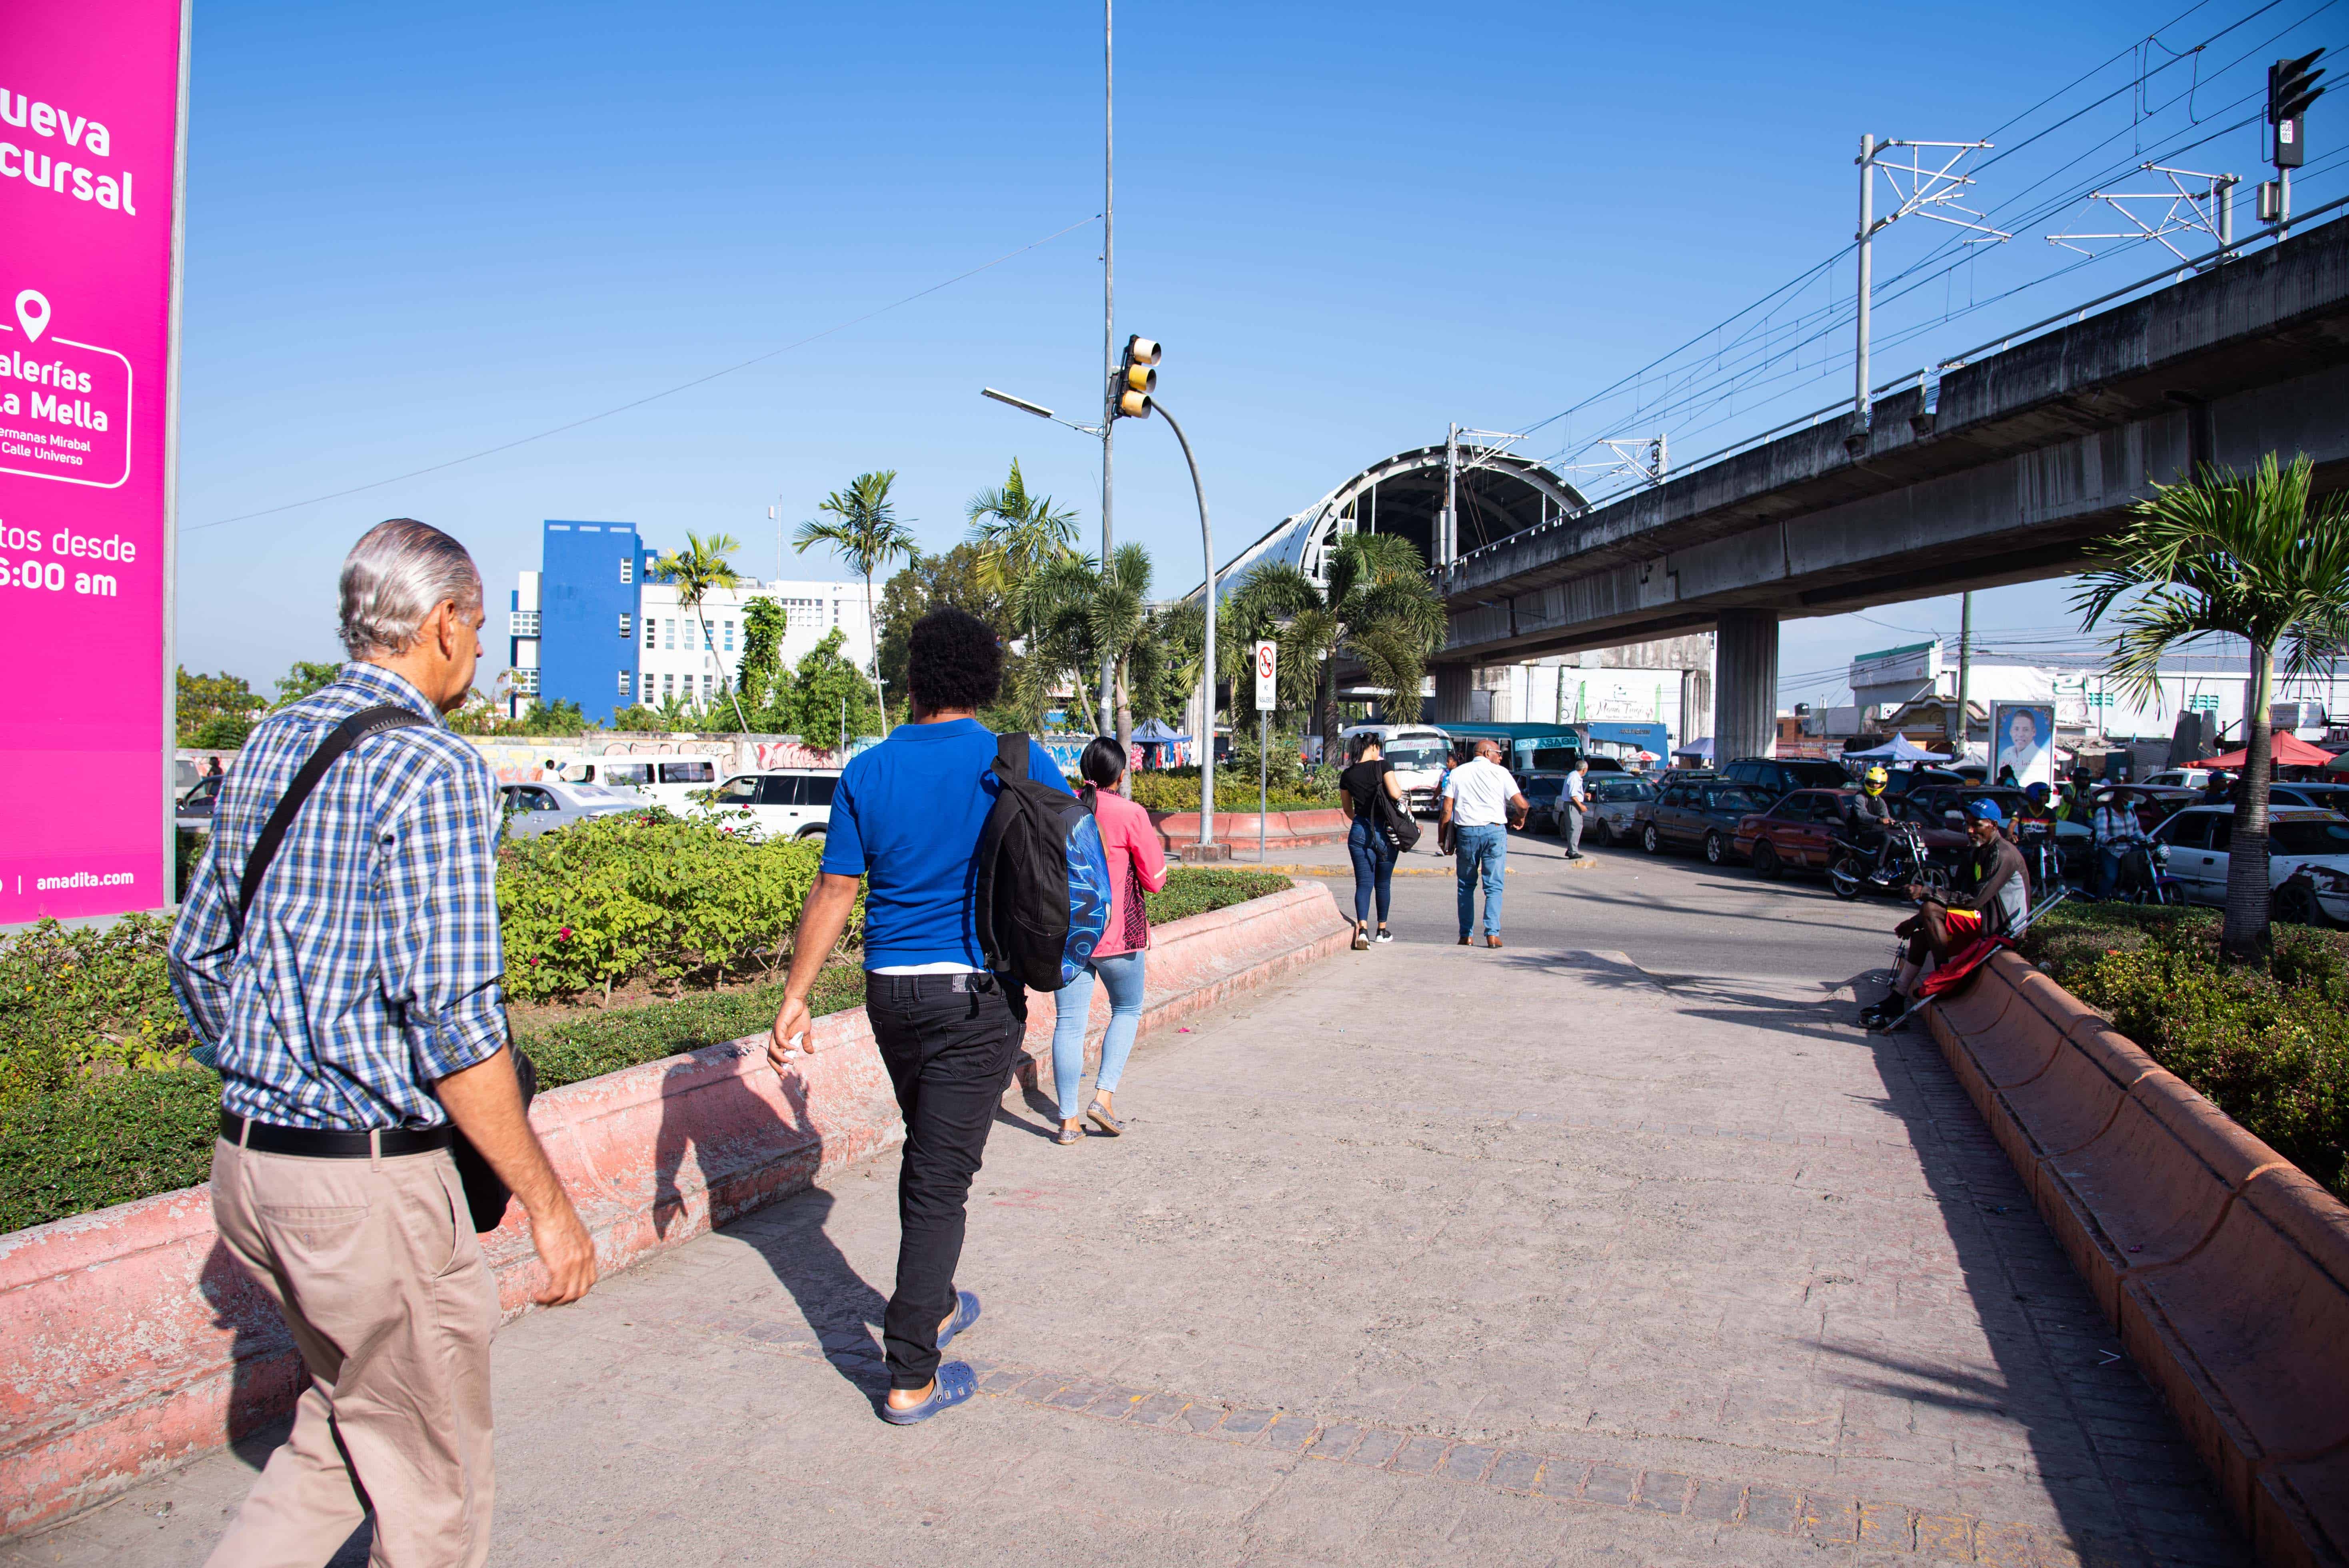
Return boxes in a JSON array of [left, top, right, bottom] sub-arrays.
[[338, 518, 481, 659]]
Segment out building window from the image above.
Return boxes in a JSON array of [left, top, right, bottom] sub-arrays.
[[619, 613, 632, 639], [723, 620, 735, 651], [509, 610, 540, 637], [663, 673, 674, 698], [513, 668, 540, 694], [620, 557, 633, 584], [617, 669, 631, 695], [703, 622, 714, 651], [643, 674, 655, 703], [663, 619, 675, 650], [701, 674, 713, 696], [644, 618, 656, 649]]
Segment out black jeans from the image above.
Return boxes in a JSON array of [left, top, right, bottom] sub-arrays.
[[864, 971, 1027, 1389]]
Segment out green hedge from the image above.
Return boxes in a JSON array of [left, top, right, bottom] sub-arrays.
[[498, 810, 858, 1002], [0, 868, 1290, 1233], [2021, 904, 2349, 1199], [1129, 769, 1338, 814]]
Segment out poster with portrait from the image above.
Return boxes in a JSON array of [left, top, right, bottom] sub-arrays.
[[1989, 703, 2056, 791]]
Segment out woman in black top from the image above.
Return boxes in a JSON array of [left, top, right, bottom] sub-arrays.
[[1337, 737, 1408, 949]]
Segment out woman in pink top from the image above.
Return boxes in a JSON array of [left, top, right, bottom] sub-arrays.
[[1050, 737, 1169, 1145]]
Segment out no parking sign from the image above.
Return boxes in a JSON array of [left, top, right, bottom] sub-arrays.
[[1254, 641, 1276, 713]]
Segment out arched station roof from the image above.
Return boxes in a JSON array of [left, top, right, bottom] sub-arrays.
[[1192, 443, 1589, 600]]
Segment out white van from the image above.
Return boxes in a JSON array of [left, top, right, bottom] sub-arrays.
[[692, 770, 841, 841], [556, 755, 722, 812], [1337, 724, 1451, 816]]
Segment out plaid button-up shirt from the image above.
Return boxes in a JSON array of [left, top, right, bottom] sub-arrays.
[[170, 664, 507, 1130]]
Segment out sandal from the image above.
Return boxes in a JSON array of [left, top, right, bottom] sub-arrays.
[[1087, 1100, 1126, 1137], [1055, 1124, 1083, 1146], [880, 1361, 979, 1425]]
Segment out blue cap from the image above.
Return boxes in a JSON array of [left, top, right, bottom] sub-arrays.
[[1966, 798, 2005, 824]]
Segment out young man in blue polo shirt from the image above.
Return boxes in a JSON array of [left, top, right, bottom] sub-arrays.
[[768, 607, 1067, 1424]]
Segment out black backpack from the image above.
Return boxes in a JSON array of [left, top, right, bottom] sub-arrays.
[[974, 733, 1112, 991]]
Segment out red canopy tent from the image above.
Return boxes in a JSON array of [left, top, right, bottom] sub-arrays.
[[2195, 731, 2339, 769]]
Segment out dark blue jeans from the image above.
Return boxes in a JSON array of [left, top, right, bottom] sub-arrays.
[[1347, 817, 1396, 925]]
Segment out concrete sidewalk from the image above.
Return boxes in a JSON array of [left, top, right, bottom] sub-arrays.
[[5, 927, 2241, 1566]]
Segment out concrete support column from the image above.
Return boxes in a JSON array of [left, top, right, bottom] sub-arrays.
[[1680, 667, 1714, 745], [1714, 611, 1779, 761], [1432, 664, 1472, 724]]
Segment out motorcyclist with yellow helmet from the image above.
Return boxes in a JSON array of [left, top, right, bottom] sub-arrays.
[[1853, 764, 1897, 873]]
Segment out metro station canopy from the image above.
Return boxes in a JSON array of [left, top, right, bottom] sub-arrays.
[[1192, 441, 1589, 599]]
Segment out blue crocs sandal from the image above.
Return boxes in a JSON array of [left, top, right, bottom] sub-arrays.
[[936, 1290, 981, 1351], [880, 1360, 978, 1425]]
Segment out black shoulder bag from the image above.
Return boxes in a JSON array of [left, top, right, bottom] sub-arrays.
[[1369, 762, 1422, 854], [223, 704, 534, 1232]]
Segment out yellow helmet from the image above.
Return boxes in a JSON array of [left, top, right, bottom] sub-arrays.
[[1863, 765, 1889, 794]]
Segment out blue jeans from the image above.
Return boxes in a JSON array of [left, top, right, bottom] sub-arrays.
[[2092, 844, 2129, 899], [1347, 817, 1396, 926], [1455, 824, 1506, 938], [1049, 949, 1148, 1121]]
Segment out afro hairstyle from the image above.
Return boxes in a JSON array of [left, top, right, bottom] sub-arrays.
[[906, 607, 1004, 713]]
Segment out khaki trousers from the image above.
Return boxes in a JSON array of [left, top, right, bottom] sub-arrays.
[[206, 1136, 499, 1568]]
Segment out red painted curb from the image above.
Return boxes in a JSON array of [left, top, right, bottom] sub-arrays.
[[1147, 808, 1350, 851], [1927, 952, 2349, 1568], [0, 881, 1350, 1539]]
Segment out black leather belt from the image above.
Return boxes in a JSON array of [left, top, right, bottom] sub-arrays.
[[220, 1111, 453, 1159]]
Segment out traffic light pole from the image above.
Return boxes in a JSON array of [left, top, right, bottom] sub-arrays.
[[1098, 0, 1119, 745], [1151, 398, 1216, 857], [1855, 133, 1875, 422]]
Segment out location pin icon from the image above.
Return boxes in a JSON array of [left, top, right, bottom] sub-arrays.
[[15, 289, 50, 344]]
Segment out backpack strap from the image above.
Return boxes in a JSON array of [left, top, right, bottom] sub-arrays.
[[227, 704, 430, 945], [995, 731, 1030, 783]]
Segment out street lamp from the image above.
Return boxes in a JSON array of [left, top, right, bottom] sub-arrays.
[[981, 374, 1221, 860]]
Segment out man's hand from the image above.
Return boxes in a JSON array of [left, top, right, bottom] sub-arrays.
[[768, 993, 813, 1074], [766, 872, 863, 1078], [435, 1046, 597, 1306]]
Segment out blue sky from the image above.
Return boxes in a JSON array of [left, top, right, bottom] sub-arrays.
[[171, 0, 2345, 705]]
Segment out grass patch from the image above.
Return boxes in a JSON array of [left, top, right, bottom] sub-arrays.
[[0, 868, 1290, 1234], [2021, 903, 2349, 1200]]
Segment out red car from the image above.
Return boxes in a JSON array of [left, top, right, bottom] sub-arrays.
[[1733, 787, 1864, 878]]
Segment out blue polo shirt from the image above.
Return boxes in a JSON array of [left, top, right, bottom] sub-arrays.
[[821, 719, 1070, 969]]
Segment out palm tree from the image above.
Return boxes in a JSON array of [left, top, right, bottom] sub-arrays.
[[654, 531, 751, 732], [2075, 454, 2349, 958], [795, 471, 919, 729], [967, 458, 1081, 727], [1088, 543, 1154, 751], [1224, 533, 1446, 761]]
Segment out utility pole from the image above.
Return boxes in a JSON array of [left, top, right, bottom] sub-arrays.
[[1956, 591, 1974, 760], [1443, 423, 1459, 567], [1150, 399, 1217, 859], [1097, 0, 1117, 741], [1855, 134, 1875, 421]]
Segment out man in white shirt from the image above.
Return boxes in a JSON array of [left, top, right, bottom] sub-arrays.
[[1440, 740, 1530, 948], [1561, 758, 1590, 859]]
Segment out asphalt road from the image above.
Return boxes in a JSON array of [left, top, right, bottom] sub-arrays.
[[1237, 822, 1910, 989]]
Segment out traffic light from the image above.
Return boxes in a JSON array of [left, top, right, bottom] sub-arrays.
[[1115, 334, 1159, 419], [2270, 48, 2326, 170]]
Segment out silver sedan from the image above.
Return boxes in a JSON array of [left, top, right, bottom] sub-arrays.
[[498, 779, 642, 840]]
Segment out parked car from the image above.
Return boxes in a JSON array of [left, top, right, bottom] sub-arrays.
[[1733, 787, 1861, 878], [1716, 757, 1853, 803], [1516, 772, 1570, 835], [1896, 786, 2093, 852], [557, 755, 723, 811], [1583, 774, 1657, 846], [2268, 781, 2349, 815], [1636, 774, 1776, 865], [2150, 804, 2349, 925], [693, 769, 841, 841], [1880, 766, 1966, 798], [2145, 768, 2225, 790], [2081, 784, 2203, 836], [498, 779, 641, 840], [176, 773, 224, 833]]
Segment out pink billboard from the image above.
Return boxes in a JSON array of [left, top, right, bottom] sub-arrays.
[[0, 0, 188, 922]]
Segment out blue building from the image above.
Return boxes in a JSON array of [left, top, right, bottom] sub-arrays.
[[509, 520, 650, 723]]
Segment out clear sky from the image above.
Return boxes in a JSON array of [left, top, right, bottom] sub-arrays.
[[170, 0, 2345, 707]]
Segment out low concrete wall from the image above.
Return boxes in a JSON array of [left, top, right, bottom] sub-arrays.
[[1149, 808, 1349, 853], [0, 881, 1349, 1538], [1928, 953, 2349, 1568]]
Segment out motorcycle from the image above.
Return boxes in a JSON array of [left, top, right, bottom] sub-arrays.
[[2015, 819, 2066, 896], [1829, 821, 1952, 902]]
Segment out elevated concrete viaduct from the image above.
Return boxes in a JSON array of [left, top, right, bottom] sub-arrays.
[[1436, 215, 2349, 760]]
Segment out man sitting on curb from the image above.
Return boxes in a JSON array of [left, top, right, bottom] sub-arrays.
[[767, 608, 1069, 1424], [1861, 798, 2029, 1030]]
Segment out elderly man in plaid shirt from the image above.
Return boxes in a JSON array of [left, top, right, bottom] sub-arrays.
[[170, 518, 595, 1568]]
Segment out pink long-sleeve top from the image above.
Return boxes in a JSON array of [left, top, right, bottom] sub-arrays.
[[1087, 785, 1169, 957]]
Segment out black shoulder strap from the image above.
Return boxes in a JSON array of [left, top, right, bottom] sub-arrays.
[[228, 703, 430, 944], [994, 731, 1030, 784]]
